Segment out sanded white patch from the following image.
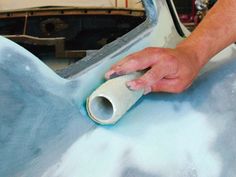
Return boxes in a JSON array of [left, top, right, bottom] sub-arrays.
[[25, 66, 31, 71], [42, 102, 221, 177]]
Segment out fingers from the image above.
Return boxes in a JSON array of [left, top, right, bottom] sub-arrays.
[[105, 48, 163, 79], [104, 47, 194, 94], [126, 60, 177, 94], [151, 79, 181, 93], [104, 46, 198, 94]]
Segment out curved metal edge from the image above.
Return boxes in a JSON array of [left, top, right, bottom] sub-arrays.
[[56, 0, 157, 78]]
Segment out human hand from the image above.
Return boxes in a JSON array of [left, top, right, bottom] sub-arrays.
[[105, 47, 201, 94]]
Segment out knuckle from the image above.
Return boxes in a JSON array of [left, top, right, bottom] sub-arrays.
[[127, 53, 137, 60], [165, 53, 177, 62], [135, 78, 148, 87], [161, 56, 178, 74], [127, 58, 139, 65], [168, 55, 177, 62], [144, 47, 163, 54], [112, 64, 122, 71], [145, 70, 157, 80]]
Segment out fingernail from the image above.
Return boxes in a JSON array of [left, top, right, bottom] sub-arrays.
[[109, 72, 120, 79], [105, 70, 115, 79], [126, 81, 136, 91]]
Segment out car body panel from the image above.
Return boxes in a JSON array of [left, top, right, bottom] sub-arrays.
[[1, 0, 236, 177]]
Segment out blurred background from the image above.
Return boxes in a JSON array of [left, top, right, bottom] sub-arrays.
[[0, 0, 216, 70]]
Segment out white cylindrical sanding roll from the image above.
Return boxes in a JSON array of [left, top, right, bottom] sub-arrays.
[[86, 72, 144, 125]]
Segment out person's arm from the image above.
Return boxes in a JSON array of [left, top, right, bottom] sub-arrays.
[[105, 0, 236, 94], [179, 0, 236, 68]]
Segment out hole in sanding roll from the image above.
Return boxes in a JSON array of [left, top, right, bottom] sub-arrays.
[[90, 96, 114, 121]]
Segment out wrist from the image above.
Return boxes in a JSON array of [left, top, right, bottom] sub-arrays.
[[176, 40, 209, 70]]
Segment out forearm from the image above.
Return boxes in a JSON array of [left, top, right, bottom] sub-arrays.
[[106, 0, 236, 93], [177, 0, 236, 68]]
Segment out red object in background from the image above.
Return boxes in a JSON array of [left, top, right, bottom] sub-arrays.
[[178, 14, 193, 23], [178, 0, 197, 24]]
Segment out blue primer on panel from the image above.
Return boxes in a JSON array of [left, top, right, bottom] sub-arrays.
[[1, 0, 236, 176], [0, 38, 95, 177], [1, 40, 236, 177]]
